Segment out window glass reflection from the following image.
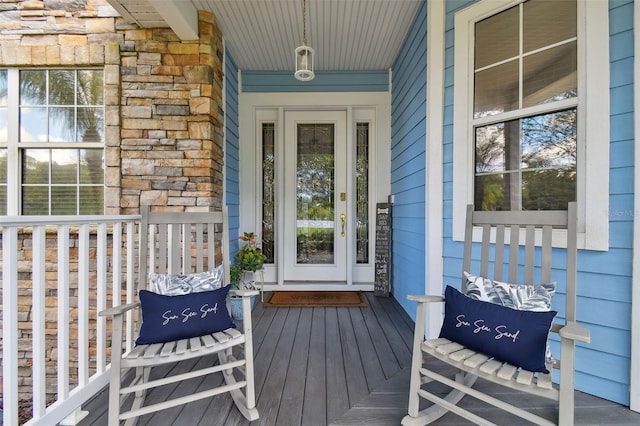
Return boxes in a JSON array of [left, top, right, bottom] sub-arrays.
[[79, 185, 103, 215], [23, 149, 50, 184], [51, 149, 78, 184], [475, 109, 576, 211], [49, 107, 75, 142], [356, 122, 369, 264], [51, 186, 77, 215], [474, 60, 518, 118], [296, 123, 335, 265], [523, 42, 577, 108], [79, 149, 104, 185], [22, 186, 49, 215], [77, 108, 104, 142], [523, 0, 576, 53], [0, 70, 7, 107], [49, 69, 75, 105], [20, 107, 47, 142], [475, 5, 519, 69], [77, 69, 104, 105], [262, 123, 275, 264], [20, 70, 46, 105]]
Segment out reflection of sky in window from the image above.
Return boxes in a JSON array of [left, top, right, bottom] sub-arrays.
[[25, 149, 77, 166], [20, 106, 103, 143], [21, 107, 74, 142]]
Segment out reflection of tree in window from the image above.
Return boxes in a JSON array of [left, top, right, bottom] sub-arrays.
[[296, 123, 334, 264], [521, 109, 576, 210], [0, 150, 7, 215], [296, 124, 334, 221], [356, 123, 369, 264], [475, 109, 576, 211], [262, 123, 275, 263]]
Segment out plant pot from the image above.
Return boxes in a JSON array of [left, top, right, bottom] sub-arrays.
[[230, 295, 256, 321]]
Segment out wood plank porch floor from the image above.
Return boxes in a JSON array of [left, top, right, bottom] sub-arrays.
[[78, 292, 640, 425]]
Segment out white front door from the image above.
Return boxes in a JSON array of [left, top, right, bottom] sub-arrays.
[[283, 110, 348, 282]]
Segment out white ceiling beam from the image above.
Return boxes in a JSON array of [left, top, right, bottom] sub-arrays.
[[107, 0, 142, 26], [152, 0, 199, 41]]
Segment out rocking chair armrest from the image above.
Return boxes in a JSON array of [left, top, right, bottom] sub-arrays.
[[407, 294, 445, 304], [99, 302, 140, 318], [230, 289, 260, 298], [559, 321, 591, 344]]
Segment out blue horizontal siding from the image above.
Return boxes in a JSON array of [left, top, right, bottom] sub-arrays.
[[224, 51, 241, 254], [390, 1, 427, 317], [241, 70, 389, 92], [434, 0, 636, 406]]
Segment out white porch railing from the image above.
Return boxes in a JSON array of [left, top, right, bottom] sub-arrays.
[[1, 214, 140, 426]]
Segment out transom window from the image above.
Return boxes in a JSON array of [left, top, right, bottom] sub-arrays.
[[0, 68, 105, 215], [472, 0, 577, 211]]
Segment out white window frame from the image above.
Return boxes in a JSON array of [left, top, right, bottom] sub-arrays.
[[452, 0, 610, 250], [1, 68, 105, 216]]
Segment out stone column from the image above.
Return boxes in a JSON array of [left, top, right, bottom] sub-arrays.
[[118, 10, 224, 214]]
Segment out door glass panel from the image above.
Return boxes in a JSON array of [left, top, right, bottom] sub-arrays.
[[356, 123, 369, 264], [262, 123, 275, 263], [296, 123, 334, 264]]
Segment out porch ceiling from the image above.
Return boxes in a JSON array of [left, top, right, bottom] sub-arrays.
[[107, 0, 422, 71]]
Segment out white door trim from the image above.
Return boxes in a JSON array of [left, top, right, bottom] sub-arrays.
[[238, 91, 391, 290]]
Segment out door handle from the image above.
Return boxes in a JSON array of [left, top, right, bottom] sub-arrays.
[[340, 213, 346, 237]]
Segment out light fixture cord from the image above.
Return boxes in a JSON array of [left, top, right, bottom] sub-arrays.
[[302, 0, 307, 45]]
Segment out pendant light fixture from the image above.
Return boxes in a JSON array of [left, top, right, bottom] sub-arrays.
[[295, 0, 314, 81]]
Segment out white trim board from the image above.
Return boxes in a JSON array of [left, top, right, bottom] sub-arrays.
[[425, 0, 445, 339], [630, 0, 640, 412]]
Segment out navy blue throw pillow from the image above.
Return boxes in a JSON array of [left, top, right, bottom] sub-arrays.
[[439, 285, 556, 373], [136, 285, 235, 345]]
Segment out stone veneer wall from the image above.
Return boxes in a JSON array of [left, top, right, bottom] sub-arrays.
[[115, 11, 224, 215], [0, 0, 225, 406]]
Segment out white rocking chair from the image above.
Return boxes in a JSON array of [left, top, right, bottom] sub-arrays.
[[403, 202, 590, 425], [100, 206, 259, 425]]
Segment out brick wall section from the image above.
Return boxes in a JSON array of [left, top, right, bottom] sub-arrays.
[[0, 0, 225, 409]]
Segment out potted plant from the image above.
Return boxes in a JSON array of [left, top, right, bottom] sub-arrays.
[[229, 232, 266, 320]]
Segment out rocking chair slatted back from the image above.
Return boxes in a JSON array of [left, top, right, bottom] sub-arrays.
[[138, 207, 231, 288], [463, 204, 577, 323]]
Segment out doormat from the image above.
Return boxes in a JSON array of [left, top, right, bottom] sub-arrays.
[[263, 291, 367, 307]]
